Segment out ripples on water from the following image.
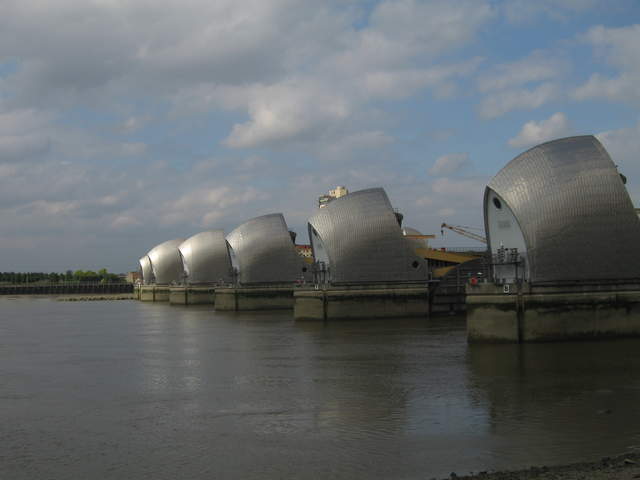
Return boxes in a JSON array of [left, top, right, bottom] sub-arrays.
[[1, 298, 640, 479]]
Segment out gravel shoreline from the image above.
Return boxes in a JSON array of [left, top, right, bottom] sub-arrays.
[[439, 453, 640, 480]]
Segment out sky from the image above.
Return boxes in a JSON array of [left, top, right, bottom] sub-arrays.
[[1, 0, 640, 273]]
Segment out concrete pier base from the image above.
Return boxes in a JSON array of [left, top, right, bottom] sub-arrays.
[[169, 286, 216, 305], [139, 285, 170, 302], [467, 282, 640, 343], [215, 286, 294, 311], [294, 284, 429, 321]]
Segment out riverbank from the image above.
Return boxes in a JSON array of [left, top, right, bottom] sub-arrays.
[[0, 293, 135, 301], [0, 293, 134, 300], [57, 294, 134, 301], [442, 453, 640, 480]]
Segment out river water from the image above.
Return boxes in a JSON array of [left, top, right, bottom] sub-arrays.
[[2, 298, 640, 479]]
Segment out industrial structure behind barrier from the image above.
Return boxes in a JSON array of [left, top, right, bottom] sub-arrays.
[[468, 135, 640, 343]]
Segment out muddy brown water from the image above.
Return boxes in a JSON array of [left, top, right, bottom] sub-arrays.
[[2, 298, 640, 479]]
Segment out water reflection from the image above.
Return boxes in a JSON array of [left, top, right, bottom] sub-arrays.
[[467, 340, 640, 466], [3, 300, 640, 480]]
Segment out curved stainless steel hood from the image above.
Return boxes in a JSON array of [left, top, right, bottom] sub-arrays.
[[147, 238, 185, 285], [485, 135, 640, 283], [226, 213, 307, 285], [138, 255, 154, 285], [307, 187, 427, 284], [178, 230, 233, 285]]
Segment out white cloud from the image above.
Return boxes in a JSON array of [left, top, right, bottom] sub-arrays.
[[428, 153, 471, 176], [118, 116, 149, 134], [431, 177, 487, 203], [224, 82, 351, 148], [477, 51, 565, 93], [367, 0, 493, 59], [597, 121, 640, 175], [437, 207, 456, 217], [120, 142, 147, 156], [508, 112, 571, 149], [165, 185, 269, 227], [573, 73, 640, 103], [597, 121, 640, 206], [502, 0, 598, 24], [318, 130, 393, 162], [110, 215, 141, 229], [400, 175, 489, 245], [0, 109, 52, 133], [0, 135, 50, 162], [573, 24, 640, 104], [0, 0, 492, 152], [0, 108, 52, 162], [479, 83, 559, 118]]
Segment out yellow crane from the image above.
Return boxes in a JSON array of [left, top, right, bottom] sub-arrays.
[[440, 223, 486, 244]]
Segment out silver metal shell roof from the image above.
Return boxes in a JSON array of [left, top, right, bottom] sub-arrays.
[[147, 238, 185, 285], [485, 135, 640, 283], [178, 230, 233, 284], [307, 187, 427, 284], [226, 213, 306, 285], [138, 255, 153, 285]]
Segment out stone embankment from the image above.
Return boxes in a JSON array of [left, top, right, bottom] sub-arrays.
[[439, 453, 640, 480]]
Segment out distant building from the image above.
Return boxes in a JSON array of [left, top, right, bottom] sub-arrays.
[[125, 271, 141, 284], [318, 185, 349, 208]]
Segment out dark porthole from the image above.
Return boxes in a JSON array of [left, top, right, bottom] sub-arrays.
[[412, 261, 420, 269], [302, 267, 308, 273], [493, 197, 502, 209]]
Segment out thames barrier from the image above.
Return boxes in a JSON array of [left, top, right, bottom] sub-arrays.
[[134, 135, 640, 343]]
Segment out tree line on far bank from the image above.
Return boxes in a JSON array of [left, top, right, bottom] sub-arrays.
[[0, 270, 125, 284]]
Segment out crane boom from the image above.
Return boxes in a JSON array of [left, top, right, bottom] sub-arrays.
[[440, 223, 487, 244]]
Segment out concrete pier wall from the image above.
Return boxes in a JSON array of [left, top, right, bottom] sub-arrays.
[[139, 285, 170, 302], [294, 284, 429, 321], [169, 286, 216, 305], [430, 285, 466, 315], [215, 286, 294, 311], [467, 282, 640, 342]]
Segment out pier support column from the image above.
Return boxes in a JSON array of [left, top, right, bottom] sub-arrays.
[[169, 286, 216, 305], [467, 282, 640, 342], [215, 286, 294, 311], [294, 284, 429, 321]]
